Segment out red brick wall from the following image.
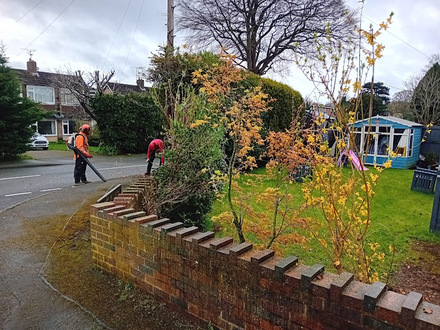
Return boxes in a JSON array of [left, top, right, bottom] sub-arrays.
[[90, 179, 440, 329]]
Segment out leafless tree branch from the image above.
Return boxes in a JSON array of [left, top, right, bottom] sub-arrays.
[[177, 0, 356, 75], [411, 63, 440, 126], [52, 67, 115, 120]]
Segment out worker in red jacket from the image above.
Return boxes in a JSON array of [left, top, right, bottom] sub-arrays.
[[146, 139, 164, 175]]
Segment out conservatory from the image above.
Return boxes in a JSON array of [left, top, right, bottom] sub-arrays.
[[351, 116, 424, 169]]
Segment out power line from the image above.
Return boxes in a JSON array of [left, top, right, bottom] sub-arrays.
[[15, 0, 46, 24], [104, 0, 132, 67], [0, 0, 46, 37], [362, 14, 431, 60], [123, 0, 145, 70], [381, 81, 405, 92], [21, 0, 77, 53]]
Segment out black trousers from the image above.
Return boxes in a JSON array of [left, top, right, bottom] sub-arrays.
[[146, 150, 156, 175], [74, 156, 87, 183]]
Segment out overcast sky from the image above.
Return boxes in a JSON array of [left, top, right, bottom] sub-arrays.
[[0, 0, 439, 101]]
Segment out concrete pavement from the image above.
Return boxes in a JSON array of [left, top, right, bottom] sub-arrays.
[[0, 151, 69, 170], [0, 151, 142, 329]]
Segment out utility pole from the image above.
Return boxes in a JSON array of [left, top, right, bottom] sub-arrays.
[[167, 0, 174, 48]]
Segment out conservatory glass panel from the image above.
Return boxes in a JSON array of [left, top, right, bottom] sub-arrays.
[[379, 126, 391, 133], [365, 133, 375, 155], [377, 134, 389, 155], [354, 132, 361, 152]]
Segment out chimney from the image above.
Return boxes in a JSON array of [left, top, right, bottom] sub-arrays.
[[136, 79, 145, 89], [27, 59, 38, 75]]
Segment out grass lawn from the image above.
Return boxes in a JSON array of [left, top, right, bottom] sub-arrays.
[[208, 167, 440, 280], [49, 141, 99, 153]]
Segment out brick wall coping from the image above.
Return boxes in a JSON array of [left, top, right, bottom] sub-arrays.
[[90, 178, 440, 329]]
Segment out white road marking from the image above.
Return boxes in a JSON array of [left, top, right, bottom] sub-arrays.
[[5, 192, 32, 197], [40, 188, 62, 192], [0, 174, 41, 181], [98, 165, 144, 171]]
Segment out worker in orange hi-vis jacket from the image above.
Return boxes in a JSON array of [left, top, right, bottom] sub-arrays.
[[73, 124, 92, 185], [146, 139, 164, 176]]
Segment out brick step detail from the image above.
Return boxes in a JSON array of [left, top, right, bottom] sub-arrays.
[[157, 222, 185, 238], [120, 211, 147, 225], [140, 218, 171, 235], [109, 207, 135, 217], [122, 188, 143, 193], [128, 214, 158, 226], [98, 205, 126, 218], [116, 193, 139, 198], [113, 196, 136, 205], [169, 226, 200, 243], [183, 231, 215, 244]]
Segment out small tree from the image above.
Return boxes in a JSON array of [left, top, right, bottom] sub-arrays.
[[146, 47, 221, 129], [291, 11, 394, 282], [151, 88, 225, 229], [0, 48, 46, 159], [193, 51, 270, 242], [52, 68, 115, 121]]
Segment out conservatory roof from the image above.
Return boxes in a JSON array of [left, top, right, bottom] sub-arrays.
[[354, 115, 423, 127]]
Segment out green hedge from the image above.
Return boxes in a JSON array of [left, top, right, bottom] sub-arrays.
[[91, 92, 165, 154]]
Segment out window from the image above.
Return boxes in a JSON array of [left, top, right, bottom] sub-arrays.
[[27, 85, 55, 104], [366, 132, 376, 155], [37, 120, 57, 135], [61, 88, 79, 105], [377, 126, 391, 156], [377, 134, 389, 155], [393, 129, 409, 156], [63, 120, 76, 135], [362, 125, 391, 156], [353, 131, 362, 151]]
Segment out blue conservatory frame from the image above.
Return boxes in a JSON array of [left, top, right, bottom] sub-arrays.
[[351, 116, 423, 169]]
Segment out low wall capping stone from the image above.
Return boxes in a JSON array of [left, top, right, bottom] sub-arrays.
[[90, 178, 440, 329]]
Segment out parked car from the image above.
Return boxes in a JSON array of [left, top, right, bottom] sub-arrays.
[[29, 132, 49, 150]]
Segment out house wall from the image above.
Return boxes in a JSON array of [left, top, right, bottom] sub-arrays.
[[14, 62, 91, 140], [90, 178, 440, 330]]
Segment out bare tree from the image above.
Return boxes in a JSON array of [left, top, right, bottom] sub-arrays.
[[388, 89, 413, 120], [411, 62, 440, 126], [52, 68, 115, 120], [176, 0, 355, 75]]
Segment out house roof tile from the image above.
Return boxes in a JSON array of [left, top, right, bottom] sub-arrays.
[[12, 69, 82, 87], [106, 82, 148, 94]]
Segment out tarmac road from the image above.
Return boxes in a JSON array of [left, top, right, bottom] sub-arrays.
[[0, 151, 148, 329], [0, 150, 152, 211]]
